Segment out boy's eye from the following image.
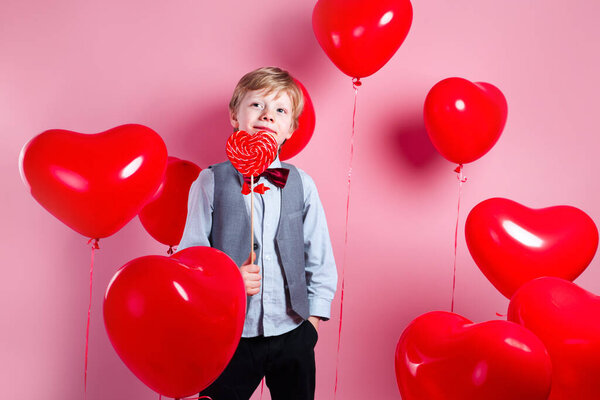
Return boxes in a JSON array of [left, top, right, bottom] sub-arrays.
[[251, 103, 263, 109], [277, 108, 287, 114]]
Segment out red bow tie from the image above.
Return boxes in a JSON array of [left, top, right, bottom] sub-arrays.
[[243, 168, 289, 189]]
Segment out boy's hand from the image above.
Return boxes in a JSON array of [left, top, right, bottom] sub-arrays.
[[308, 316, 320, 333], [240, 251, 261, 296]]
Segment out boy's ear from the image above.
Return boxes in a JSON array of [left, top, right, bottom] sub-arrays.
[[286, 123, 296, 139], [229, 110, 239, 130]]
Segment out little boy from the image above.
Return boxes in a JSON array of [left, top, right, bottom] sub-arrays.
[[178, 66, 337, 400]]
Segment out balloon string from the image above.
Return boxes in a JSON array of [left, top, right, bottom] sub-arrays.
[[451, 165, 467, 313], [84, 238, 99, 396], [334, 81, 359, 399], [171, 397, 212, 400]]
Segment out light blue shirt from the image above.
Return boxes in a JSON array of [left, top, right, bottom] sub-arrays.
[[178, 158, 337, 337]]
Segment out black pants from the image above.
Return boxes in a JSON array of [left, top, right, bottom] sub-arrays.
[[200, 320, 318, 400]]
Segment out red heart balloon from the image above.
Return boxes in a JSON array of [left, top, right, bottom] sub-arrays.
[[139, 156, 202, 248], [103, 246, 246, 398], [424, 78, 507, 164], [312, 0, 413, 79], [508, 277, 600, 399], [279, 79, 315, 161], [395, 311, 552, 400], [465, 198, 598, 298], [19, 124, 167, 238]]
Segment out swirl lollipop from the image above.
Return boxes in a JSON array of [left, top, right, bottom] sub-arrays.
[[226, 130, 278, 177], [226, 130, 278, 258]]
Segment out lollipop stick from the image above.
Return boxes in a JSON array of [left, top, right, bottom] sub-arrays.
[[250, 175, 254, 258]]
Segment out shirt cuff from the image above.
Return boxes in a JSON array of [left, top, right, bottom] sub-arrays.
[[308, 296, 333, 321]]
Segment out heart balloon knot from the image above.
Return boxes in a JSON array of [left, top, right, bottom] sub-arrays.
[[352, 77, 362, 89], [167, 246, 175, 255], [87, 238, 100, 250], [454, 164, 467, 183]]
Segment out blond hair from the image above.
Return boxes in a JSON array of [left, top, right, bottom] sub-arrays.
[[229, 67, 305, 131]]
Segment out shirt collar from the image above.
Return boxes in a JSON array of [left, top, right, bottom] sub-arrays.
[[268, 156, 282, 169]]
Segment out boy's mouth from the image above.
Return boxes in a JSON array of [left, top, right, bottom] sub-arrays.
[[253, 126, 276, 135]]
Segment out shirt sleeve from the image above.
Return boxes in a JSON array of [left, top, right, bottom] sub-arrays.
[[299, 168, 338, 321], [177, 168, 214, 251]]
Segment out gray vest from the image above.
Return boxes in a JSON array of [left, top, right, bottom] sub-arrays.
[[209, 161, 309, 319]]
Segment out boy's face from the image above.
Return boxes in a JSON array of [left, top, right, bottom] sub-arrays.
[[230, 89, 294, 147]]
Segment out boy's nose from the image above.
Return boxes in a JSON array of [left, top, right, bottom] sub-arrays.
[[260, 111, 274, 122]]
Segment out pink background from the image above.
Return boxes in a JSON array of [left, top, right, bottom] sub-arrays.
[[2, 0, 600, 398]]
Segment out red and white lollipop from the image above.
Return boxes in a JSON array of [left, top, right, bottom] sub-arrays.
[[226, 130, 279, 258], [226, 130, 278, 177]]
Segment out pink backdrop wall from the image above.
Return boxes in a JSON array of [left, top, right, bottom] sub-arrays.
[[2, 0, 600, 398]]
